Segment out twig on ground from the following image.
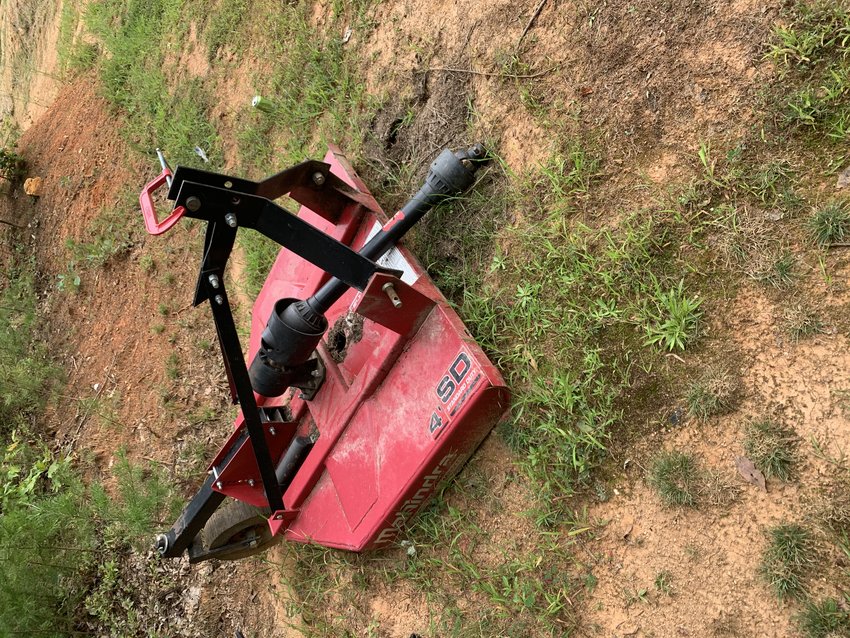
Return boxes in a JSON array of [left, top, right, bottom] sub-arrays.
[[422, 66, 553, 79], [517, 0, 549, 47], [68, 351, 118, 450]]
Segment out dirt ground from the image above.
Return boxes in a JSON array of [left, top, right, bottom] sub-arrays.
[[581, 285, 850, 636], [0, 0, 63, 132], [3, 0, 850, 636]]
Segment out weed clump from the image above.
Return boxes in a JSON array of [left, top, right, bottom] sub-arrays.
[[811, 477, 850, 541], [686, 365, 740, 421], [784, 304, 826, 342], [757, 251, 795, 288], [643, 280, 702, 351], [700, 469, 741, 508], [795, 597, 850, 638], [759, 523, 814, 600], [808, 201, 850, 247], [654, 570, 674, 596], [743, 419, 799, 482], [649, 451, 701, 507]]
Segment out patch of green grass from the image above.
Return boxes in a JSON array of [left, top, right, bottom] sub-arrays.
[[530, 141, 601, 219], [234, 1, 372, 177], [623, 586, 650, 607], [686, 365, 740, 421], [472, 552, 574, 624], [58, 0, 82, 68], [795, 597, 850, 638], [65, 234, 128, 269], [84, 0, 220, 167], [187, 405, 217, 426], [759, 523, 814, 600], [643, 279, 703, 351], [165, 351, 180, 380], [0, 267, 59, 435], [0, 147, 25, 182], [769, 2, 850, 68], [139, 253, 155, 273], [77, 393, 122, 431], [204, 0, 248, 60], [90, 450, 180, 549], [808, 201, 850, 247], [648, 451, 701, 507], [769, 2, 850, 140], [238, 234, 280, 297], [0, 441, 97, 635], [0, 116, 21, 149], [70, 43, 101, 76], [0, 408, 176, 634], [56, 262, 82, 293], [409, 152, 716, 521], [741, 159, 799, 208], [65, 193, 137, 269], [744, 419, 799, 481], [58, 0, 100, 76]]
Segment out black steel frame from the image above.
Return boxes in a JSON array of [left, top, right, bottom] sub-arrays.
[[156, 160, 385, 559]]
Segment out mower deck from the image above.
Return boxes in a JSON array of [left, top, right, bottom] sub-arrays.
[[143, 144, 509, 559]]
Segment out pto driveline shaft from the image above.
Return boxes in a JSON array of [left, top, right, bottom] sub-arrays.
[[307, 143, 486, 314], [247, 144, 487, 398]]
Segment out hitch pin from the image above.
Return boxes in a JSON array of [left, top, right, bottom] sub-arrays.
[[156, 148, 173, 189], [382, 282, 403, 309]]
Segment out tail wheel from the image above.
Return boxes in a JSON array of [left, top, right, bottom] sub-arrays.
[[202, 499, 281, 560]]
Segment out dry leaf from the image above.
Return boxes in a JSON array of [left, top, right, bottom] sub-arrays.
[[735, 456, 766, 492], [524, 348, 538, 371], [837, 165, 850, 189]]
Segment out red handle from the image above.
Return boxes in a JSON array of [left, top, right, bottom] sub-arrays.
[[139, 169, 186, 235]]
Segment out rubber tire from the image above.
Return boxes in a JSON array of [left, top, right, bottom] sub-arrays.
[[202, 499, 280, 560]]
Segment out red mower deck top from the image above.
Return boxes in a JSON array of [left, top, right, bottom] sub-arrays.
[[208, 147, 510, 550]]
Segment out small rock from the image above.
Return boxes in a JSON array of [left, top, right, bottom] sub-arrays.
[[668, 408, 683, 426], [24, 176, 43, 196], [621, 515, 635, 540]]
